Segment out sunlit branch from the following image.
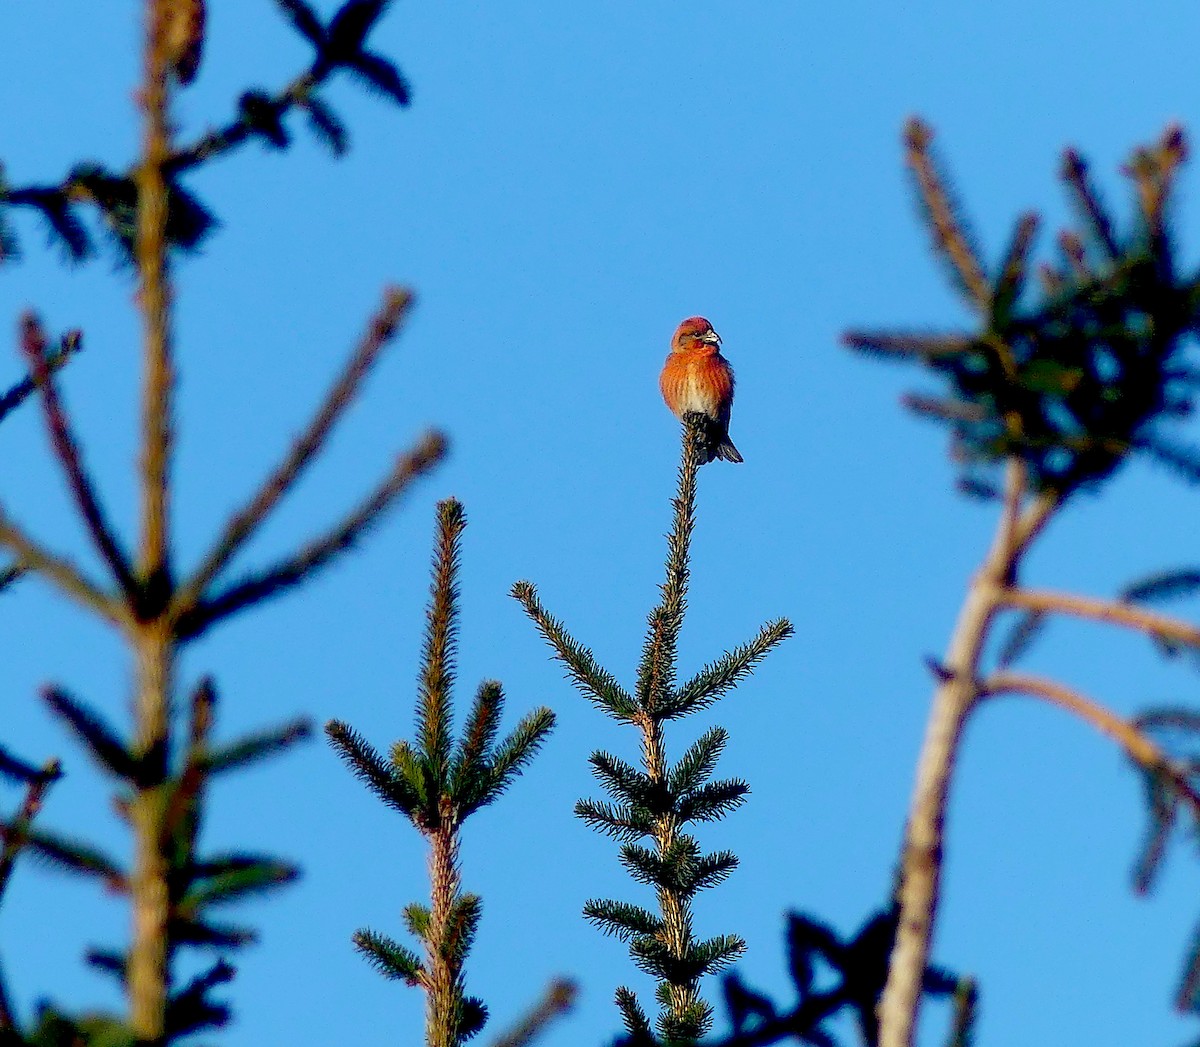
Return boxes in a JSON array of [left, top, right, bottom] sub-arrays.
[[1003, 587, 1200, 649], [984, 670, 1200, 817]]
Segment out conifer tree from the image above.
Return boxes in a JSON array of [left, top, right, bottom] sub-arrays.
[[327, 498, 556, 1047], [0, 3, 443, 1042], [514, 414, 793, 1044], [845, 120, 1200, 1047]]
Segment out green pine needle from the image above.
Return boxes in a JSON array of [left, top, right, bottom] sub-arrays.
[[589, 752, 655, 807], [676, 779, 750, 824], [415, 498, 465, 778], [573, 798, 654, 841], [353, 928, 425, 986], [667, 618, 794, 720], [326, 719, 417, 815], [583, 899, 664, 942], [511, 581, 639, 720], [667, 726, 728, 796]]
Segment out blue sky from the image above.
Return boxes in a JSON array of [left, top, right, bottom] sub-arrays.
[[4, 3, 1200, 1046]]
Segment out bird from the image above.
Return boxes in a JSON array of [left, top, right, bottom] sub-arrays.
[[659, 316, 743, 464]]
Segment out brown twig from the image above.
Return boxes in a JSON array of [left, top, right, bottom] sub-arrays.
[[176, 287, 414, 614], [165, 70, 319, 173], [0, 328, 83, 425], [903, 117, 990, 313], [488, 979, 578, 1047], [879, 462, 1057, 1047], [0, 759, 62, 903], [1002, 587, 1200, 649], [0, 508, 123, 624], [19, 318, 138, 600], [175, 430, 447, 639], [983, 671, 1200, 818]]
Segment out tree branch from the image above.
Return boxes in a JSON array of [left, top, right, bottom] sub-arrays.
[[20, 318, 138, 600], [176, 430, 447, 639], [1002, 587, 1200, 649], [177, 287, 414, 612], [0, 508, 124, 624], [488, 979, 577, 1047], [984, 670, 1200, 818], [878, 463, 1057, 1047]]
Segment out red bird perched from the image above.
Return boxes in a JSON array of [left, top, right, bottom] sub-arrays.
[[659, 316, 743, 464]]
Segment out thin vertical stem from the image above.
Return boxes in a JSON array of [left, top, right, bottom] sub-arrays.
[[129, 621, 175, 1042], [137, 0, 175, 594], [878, 464, 1056, 1047], [128, 2, 177, 1041], [428, 808, 463, 1047]]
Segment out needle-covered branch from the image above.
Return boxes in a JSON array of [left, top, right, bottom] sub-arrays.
[[0, 1, 411, 263], [177, 430, 447, 639], [19, 316, 138, 601], [178, 287, 415, 611], [518, 415, 790, 1042], [329, 499, 554, 1047], [511, 581, 639, 720]]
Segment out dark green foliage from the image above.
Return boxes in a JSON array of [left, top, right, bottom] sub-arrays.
[[845, 120, 1200, 496], [621, 908, 961, 1047], [0, 747, 44, 787], [327, 499, 554, 1046], [2, 678, 304, 1043], [995, 609, 1048, 668], [197, 717, 311, 775], [354, 928, 424, 985], [947, 977, 979, 1047], [1123, 709, 1200, 1016], [40, 687, 140, 784], [516, 416, 792, 1042], [1122, 568, 1200, 605], [0, 0, 411, 265]]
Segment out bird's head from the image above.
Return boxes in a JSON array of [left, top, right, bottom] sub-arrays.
[[672, 316, 722, 353]]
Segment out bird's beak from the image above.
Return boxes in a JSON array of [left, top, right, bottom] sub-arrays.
[[701, 330, 722, 346]]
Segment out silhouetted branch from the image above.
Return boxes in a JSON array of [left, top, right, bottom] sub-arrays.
[[488, 979, 577, 1047], [0, 323, 82, 424], [0, 758, 62, 902], [177, 430, 446, 638], [20, 316, 137, 599], [178, 287, 415, 611], [0, 507, 122, 624]]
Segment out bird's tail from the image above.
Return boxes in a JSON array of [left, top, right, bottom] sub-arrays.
[[713, 437, 743, 464]]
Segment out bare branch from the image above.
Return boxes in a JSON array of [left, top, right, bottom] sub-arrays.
[[488, 979, 577, 1047], [20, 315, 138, 599], [879, 462, 1044, 1047], [0, 758, 62, 903], [0, 507, 124, 624], [178, 287, 414, 610], [1003, 587, 1200, 650], [984, 671, 1200, 818], [176, 430, 447, 639]]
